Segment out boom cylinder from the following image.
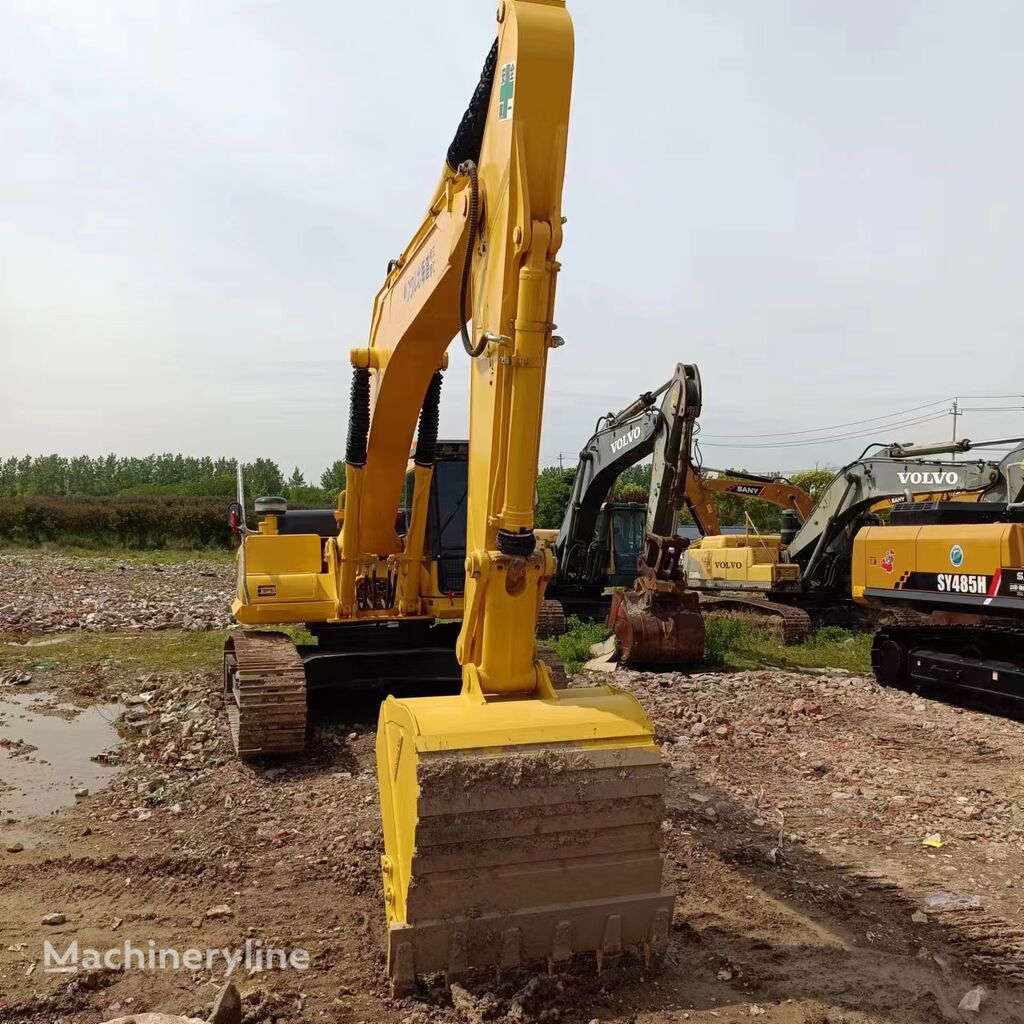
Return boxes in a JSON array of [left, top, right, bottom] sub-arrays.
[[339, 365, 372, 616], [398, 372, 444, 613], [498, 223, 554, 535]]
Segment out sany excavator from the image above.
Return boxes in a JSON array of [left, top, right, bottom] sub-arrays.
[[684, 469, 814, 537], [229, 1, 673, 992], [545, 366, 706, 666]]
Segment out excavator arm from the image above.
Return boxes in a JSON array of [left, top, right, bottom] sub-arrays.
[[603, 366, 707, 663], [685, 471, 814, 536], [788, 446, 1017, 588], [553, 373, 687, 587], [370, 3, 674, 993]]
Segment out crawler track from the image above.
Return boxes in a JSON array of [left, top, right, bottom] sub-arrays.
[[537, 598, 567, 638], [223, 631, 307, 758], [699, 594, 813, 645], [872, 622, 1024, 718]]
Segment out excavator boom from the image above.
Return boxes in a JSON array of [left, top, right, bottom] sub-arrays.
[[684, 470, 814, 537], [371, 3, 673, 992]]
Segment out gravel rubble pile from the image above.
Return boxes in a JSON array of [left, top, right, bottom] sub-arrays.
[[0, 552, 234, 634], [616, 666, 1024, 854], [4, 549, 1024, 1021]]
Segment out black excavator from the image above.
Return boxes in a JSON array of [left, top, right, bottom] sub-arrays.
[[543, 364, 706, 663]]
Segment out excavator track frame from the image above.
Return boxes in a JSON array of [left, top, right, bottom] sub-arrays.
[[537, 598, 567, 638], [223, 631, 307, 759], [872, 623, 1024, 717], [698, 594, 813, 645]]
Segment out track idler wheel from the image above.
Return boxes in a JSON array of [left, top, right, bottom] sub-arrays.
[[607, 584, 705, 666], [871, 631, 909, 688]]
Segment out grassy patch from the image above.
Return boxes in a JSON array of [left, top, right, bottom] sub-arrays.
[[551, 616, 612, 675], [0, 544, 234, 566], [0, 629, 231, 676], [0, 626, 320, 681], [708, 618, 872, 674], [549, 614, 870, 676], [703, 617, 747, 667]]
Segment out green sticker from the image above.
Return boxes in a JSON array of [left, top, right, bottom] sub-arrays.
[[498, 61, 515, 121]]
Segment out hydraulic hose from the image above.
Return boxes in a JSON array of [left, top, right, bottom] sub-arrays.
[[345, 367, 370, 467], [446, 40, 498, 172], [444, 39, 497, 359], [457, 161, 486, 357], [414, 372, 443, 467]]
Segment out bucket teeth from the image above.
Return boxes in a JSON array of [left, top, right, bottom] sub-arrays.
[[446, 930, 470, 986], [391, 941, 415, 999], [548, 920, 573, 974], [498, 927, 521, 980], [598, 914, 622, 974], [644, 906, 671, 968], [385, 742, 675, 990]]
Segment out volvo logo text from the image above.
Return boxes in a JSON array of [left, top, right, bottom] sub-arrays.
[[896, 470, 961, 486], [610, 425, 642, 454]]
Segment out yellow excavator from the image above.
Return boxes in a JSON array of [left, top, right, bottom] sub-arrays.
[[681, 468, 817, 641], [228, 0, 672, 993], [684, 436, 1024, 641], [852, 438, 1024, 714]]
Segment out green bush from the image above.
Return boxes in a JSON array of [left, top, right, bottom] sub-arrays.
[[553, 616, 612, 673], [0, 497, 232, 550], [812, 625, 852, 644], [702, 616, 748, 666]]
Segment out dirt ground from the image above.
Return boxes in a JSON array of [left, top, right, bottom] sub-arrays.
[[2, 552, 1024, 1023]]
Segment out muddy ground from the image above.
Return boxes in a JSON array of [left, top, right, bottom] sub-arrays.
[[1, 551, 1023, 1023]]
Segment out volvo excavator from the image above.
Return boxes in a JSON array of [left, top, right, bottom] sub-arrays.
[[683, 438, 1024, 640], [229, 1, 673, 992], [545, 368, 704, 631], [543, 373, 814, 645]]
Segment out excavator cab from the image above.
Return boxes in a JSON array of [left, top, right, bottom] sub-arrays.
[[598, 501, 645, 586], [401, 440, 469, 597]]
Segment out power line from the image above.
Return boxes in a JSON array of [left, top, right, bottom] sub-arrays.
[[698, 398, 952, 440], [700, 394, 1024, 442], [698, 411, 952, 449]]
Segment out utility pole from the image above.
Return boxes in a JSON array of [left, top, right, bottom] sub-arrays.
[[558, 453, 563, 471], [950, 398, 960, 460]]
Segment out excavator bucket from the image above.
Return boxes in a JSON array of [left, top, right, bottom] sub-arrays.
[[607, 585, 706, 665], [376, 687, 674, 994]]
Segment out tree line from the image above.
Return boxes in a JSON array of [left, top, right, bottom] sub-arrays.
[[0, 454, 347, 508], [535, 464, 835, 531], [1, 453, 836, 534]]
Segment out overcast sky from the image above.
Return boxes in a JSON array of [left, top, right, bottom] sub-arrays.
[[2, 0, 1022, 481]]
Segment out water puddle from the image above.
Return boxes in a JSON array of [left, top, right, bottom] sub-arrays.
[[0, 693, 123, 839]]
